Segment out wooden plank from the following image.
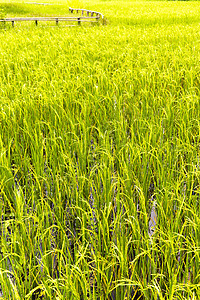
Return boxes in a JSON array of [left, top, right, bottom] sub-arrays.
[[0, 19, 99, 26], [25, 2, 55, 5], [0, 16, 98, 22], [78, 20, 97, 23]]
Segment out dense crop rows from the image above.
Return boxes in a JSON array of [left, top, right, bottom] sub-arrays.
[[0, 1, 200, 299]]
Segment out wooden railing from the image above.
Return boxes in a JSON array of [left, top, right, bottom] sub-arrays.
[[0, 8, 104, 27], [69, 7, 104, 20]]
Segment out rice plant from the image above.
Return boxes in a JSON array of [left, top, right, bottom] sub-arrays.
[[0, 1, 200, 299]]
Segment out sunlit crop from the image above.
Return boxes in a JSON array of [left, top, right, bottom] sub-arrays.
[[0, 1, 200, 299]]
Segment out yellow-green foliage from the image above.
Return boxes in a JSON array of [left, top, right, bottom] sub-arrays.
[[0, 1, 200, 299]]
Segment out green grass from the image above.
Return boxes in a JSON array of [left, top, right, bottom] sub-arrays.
[[0, 1, 200, 299], [0, 3, 70, 17]]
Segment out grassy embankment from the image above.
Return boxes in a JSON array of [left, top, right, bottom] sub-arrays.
[[0, 0, 200, 299]]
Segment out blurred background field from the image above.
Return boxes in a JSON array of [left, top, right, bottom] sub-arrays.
[[2, 0, 200, 25]]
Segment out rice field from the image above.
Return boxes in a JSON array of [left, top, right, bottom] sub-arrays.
[[0, 0, 200, 299]]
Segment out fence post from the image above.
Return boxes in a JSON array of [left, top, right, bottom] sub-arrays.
[[56, 18, 58, 25], [35, 20, 38, 26], [12, 20, 14, 27], [78, 17, 81, 26]]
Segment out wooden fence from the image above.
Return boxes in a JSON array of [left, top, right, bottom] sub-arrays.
[[69, 7, 104, 20], [0, 8, 104, 27]]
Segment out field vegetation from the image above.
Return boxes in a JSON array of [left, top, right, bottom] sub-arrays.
[[0, 0, 200, 299]]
